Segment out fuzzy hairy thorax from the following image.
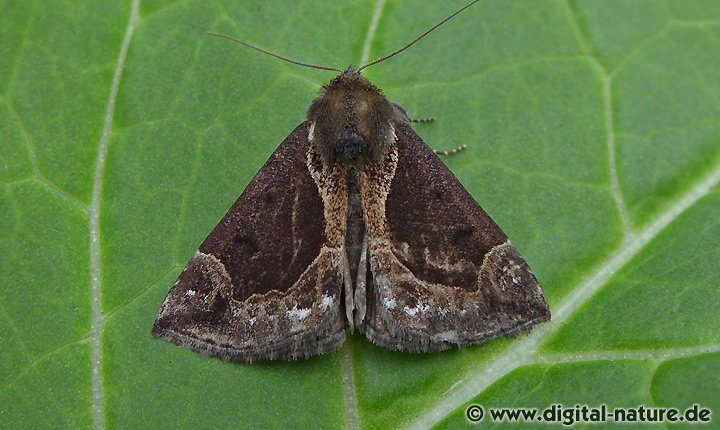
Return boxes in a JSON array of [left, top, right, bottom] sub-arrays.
[[307, 67, 401, 166]]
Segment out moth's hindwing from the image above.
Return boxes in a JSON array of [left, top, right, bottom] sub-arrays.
[[153, 123, 347, 362], [361, 121, 551, 352]]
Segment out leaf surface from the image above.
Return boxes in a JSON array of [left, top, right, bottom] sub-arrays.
[[1, 0, 719, 429]]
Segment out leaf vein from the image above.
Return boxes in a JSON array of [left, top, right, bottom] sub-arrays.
[[103, 264, 182, 322], [359, 0, 386, 67], [533, 344, 720, 364], [564, 0, 634, 237], [0, 336, 90, 392], [342, 345, 360, 430], [88, 1, 141, 429]]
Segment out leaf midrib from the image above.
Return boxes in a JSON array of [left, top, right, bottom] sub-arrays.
[[90, 1, 141, 430]]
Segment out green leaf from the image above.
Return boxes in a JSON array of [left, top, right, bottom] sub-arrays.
[[2, 0, 719, 429]]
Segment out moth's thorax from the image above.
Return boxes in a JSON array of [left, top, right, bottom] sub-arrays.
[[307, 68, 395, 165]]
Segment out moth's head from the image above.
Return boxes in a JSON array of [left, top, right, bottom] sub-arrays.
[[307, 66, 394, 165]]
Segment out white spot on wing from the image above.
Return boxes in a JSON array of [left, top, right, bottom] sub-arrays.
[[287, 304, 311, 321], [403, 301, 429, 316], [185, 289, 196, 298], [320, 295, 333, 311], [501, 262, 523, 290], [384, 298, 396, 310], [248, 317, 256, 326]]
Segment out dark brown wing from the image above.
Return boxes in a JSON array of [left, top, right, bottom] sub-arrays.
[[153, 123, 348, 362], [361, 121, 550, 352]]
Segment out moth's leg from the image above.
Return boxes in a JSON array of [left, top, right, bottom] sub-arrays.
[[432, 144, 468, 156], [410, 117, 435, 123], [409, 117, 468, 156], [411, 117, 469, 156], [390, 102, 467, 155]]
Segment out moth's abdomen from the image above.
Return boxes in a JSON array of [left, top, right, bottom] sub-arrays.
[[345, 167, 365, 285]]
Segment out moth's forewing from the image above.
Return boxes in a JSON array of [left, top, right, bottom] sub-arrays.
[[361, 121, 550, 352], [153, 123, 347, 362]]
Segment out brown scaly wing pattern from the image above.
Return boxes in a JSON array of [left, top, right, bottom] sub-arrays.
[[153, 123, 348, 362], [361, 121, 550, 352]]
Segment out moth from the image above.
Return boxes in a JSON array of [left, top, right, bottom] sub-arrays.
[[153, 0, 550, 362]]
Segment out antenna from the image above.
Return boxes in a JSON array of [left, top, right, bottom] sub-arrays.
[[206, 32, 343, 72], [208, 0, 479, 74], [358, 0, 480, 71]]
